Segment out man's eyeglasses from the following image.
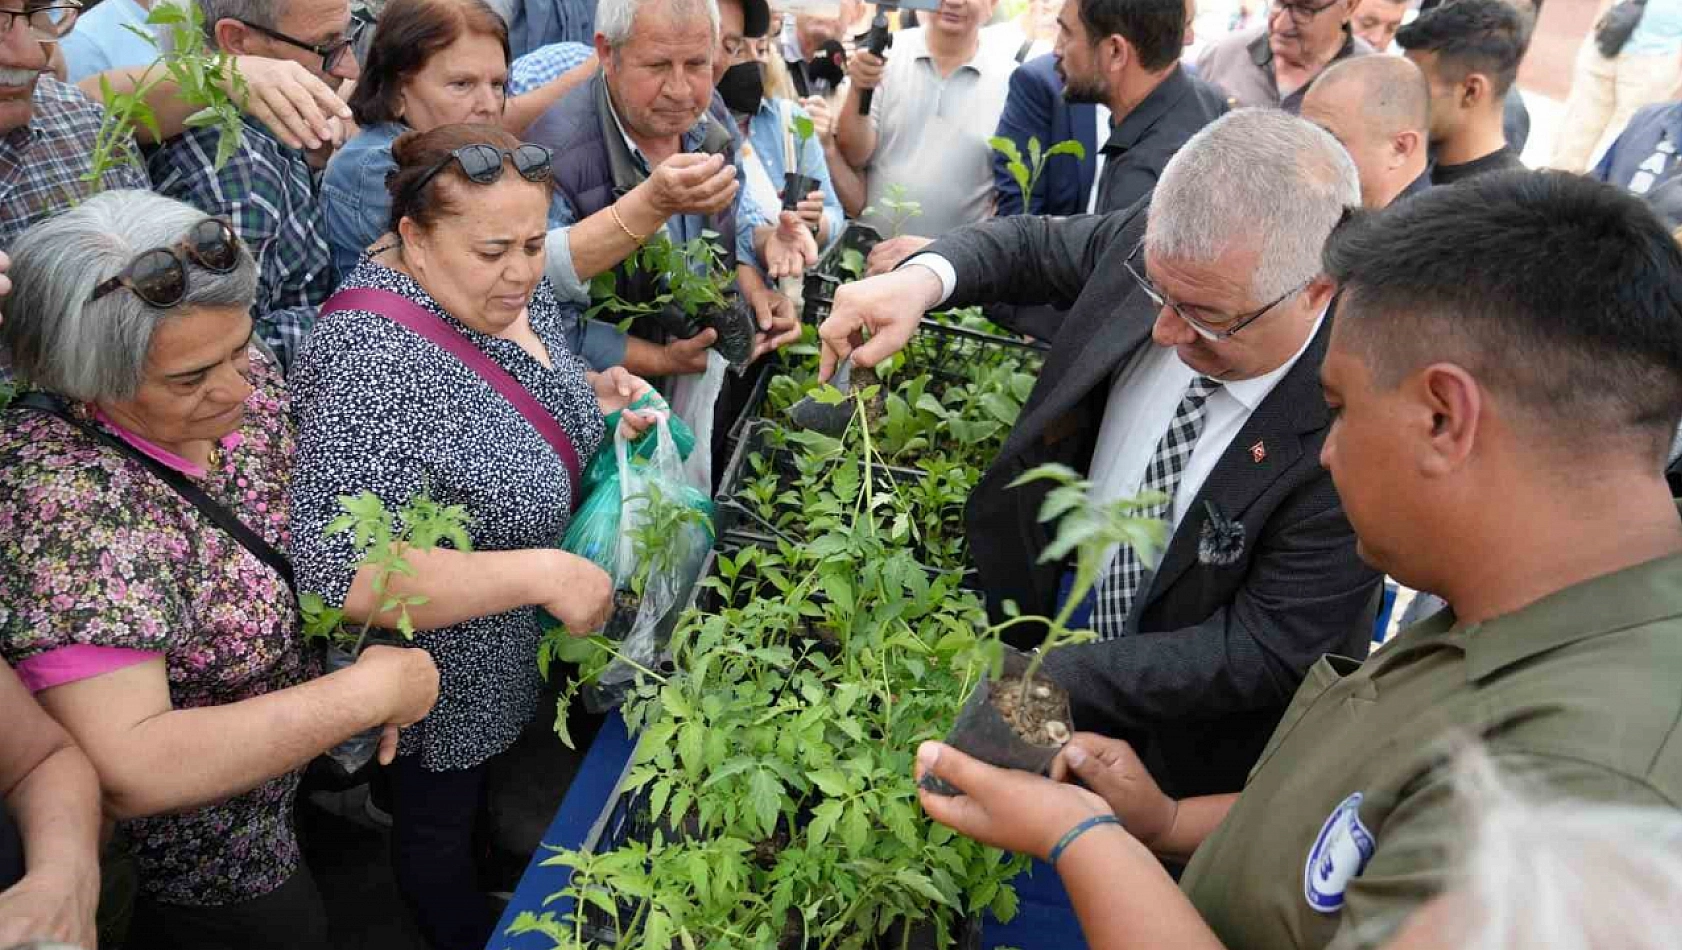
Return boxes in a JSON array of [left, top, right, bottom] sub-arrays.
[[89, 218, 243, 308], [234, 16, 366, 74], [1268, 0, 1341, 25], [0, 1, 82, 42], [1122, 240, 1308, 342], [408, 143, 554, 199]]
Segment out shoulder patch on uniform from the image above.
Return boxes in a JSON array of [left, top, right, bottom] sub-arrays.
[[1304, 791, 1375, 914]]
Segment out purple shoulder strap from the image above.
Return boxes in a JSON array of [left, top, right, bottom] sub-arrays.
[[320, 288, 583, 505]]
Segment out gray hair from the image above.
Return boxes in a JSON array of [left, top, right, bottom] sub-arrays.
[[1145, 108, 1361, 303], [198, 0, 279, 42], [1, 189, 259, 403], [1449, 749, 1682, 950], [595, 0, 719, 49]]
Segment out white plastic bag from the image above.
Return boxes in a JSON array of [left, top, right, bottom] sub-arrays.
[[598, 418, 713, 687], [665, 349, 728, 493]]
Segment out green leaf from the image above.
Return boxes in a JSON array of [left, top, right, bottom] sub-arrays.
[[747, 768, 783, 839], [678, 722, 705, 773], [987, 135, 1022, 167], [980, 392, 1021, 426], [840, 804, 870, 853], [807, 768, 850, 797], [808, 799, 844, 846], [1045, 140, 1087, 161], [990, 882, 1021, 923], [893, 869, 954, 907]]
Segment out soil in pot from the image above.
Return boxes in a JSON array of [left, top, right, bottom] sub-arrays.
[[782, 172, 820, 212], [921, 648, 1071, 796], [602, 589, 641, 641], [705, 294, 759, 367]]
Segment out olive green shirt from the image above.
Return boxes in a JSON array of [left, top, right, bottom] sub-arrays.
[[1180, 551, 1682, 950]]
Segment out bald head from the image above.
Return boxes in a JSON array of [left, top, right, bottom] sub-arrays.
[[1302, 57, 1431, 208]]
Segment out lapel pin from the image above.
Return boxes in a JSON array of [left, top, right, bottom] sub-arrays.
[[1250, 440, 1267, 464]]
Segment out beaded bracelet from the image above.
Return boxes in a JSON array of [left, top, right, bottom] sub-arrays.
[[1047, 814, 1123, 866], [610, 203, 647, 245]]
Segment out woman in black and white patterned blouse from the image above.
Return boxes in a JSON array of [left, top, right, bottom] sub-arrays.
[[289, 124, 659, 950]]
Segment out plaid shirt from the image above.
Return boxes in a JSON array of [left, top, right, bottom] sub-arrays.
[[0, 77, 149, 251], [148, 120, 334, 373], [508, 41, 594, 97]]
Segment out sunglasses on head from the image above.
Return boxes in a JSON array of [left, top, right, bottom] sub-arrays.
[[408, 144, 554, 199], [88, 219, 242, 309]]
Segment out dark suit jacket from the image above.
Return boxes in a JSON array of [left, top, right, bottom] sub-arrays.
[[993, 54, 1098, 217], [929, 203, 1381, 798]]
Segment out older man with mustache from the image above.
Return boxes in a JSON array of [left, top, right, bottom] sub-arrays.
[[1195, 0, 1372, 113], [0, 0, 148, 250]]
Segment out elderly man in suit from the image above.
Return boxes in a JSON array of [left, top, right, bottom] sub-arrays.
[[819, 108, 1380, 799]]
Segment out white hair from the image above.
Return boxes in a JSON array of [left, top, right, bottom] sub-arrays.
[[1, 189, 259, 403], [1145, 108, 1360, 303], [1448, 748, 1682, 950], [595, 0, 720, 49]]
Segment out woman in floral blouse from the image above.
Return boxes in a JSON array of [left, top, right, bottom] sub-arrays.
[[0, 190, 441, 950], [290, 124, 655, 950]]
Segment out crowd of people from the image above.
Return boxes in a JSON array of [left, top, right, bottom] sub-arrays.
[[0, 0, 1680, 947]]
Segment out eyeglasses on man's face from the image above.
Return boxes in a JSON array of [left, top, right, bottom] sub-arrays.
[[1268, 0, 1341, 26], [1123, 240, 1308, 342], [234, 16, 367, 74], [0, 1, 81, 42]]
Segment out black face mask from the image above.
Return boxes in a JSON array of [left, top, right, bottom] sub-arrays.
[[718, 60, 765, 117]]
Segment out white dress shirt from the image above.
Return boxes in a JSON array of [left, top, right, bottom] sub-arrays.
[[906, 253, 1324, 572], [1088, 310, 1326, 572], [1087, 104, 1112, 214]]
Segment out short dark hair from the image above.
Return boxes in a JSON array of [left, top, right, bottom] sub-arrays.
[[1396, 0, 1526, 97], [388, 123, 538, 231], [1076, 0, 1185, 73], [1326, 170, 1682, 463], [348, 0, 510, 127]]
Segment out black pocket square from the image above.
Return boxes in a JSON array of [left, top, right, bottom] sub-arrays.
[[1198, 501, 1246, 567]]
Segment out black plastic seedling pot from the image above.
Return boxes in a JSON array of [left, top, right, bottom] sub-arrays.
[[921, 647, 1072, 796], [781, 172, 820, 212]]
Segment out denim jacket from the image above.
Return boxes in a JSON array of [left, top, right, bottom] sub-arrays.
[[322, 121, 405, 277]]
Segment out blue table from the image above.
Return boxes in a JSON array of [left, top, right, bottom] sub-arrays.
[[490, 714, 1088, 950]]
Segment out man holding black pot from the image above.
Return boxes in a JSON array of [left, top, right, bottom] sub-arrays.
[[914, 169, 1682, 950], [524, 0, 807, 374], [818, 108, 1380, 801]]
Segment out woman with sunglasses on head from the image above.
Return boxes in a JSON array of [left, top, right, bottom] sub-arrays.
[[0, 189, 442, 950], [323, 0, 594, 282], [292, 123, 658, 950]]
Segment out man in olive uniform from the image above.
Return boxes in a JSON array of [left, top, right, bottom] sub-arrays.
[[914, 169, 1682, 950]]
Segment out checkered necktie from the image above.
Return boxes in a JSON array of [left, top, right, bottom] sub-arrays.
[[1093, 376, 1221, 639]]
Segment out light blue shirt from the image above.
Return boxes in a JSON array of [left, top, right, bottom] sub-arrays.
[[59, 0, 158, 82], [1628, 0, 1682, 56], [745, 98, 843, 252], [508, 41, 595, 97]]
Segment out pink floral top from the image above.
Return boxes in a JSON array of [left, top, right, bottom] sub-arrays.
[[0, 353, 317, 907]]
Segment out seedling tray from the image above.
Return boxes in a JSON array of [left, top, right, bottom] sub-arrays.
[[894, 319, 1047, 393]]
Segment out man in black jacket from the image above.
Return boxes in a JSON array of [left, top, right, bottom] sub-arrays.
[[818, 109, 1380, 798]]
